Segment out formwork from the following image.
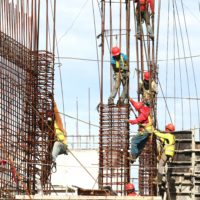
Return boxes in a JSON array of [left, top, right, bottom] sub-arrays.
[[99, 104, 130, 195], [166, 130, 200, 199], [0, 31, 54, 199]]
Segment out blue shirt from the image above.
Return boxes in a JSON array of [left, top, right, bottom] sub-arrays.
[[111, 53, 128, 73]]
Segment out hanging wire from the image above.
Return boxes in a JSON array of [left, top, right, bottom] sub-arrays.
[[180, 0, 200, 131], [174, 1, 192, 129], [91, 0, 101, 92], [173, 0, 184, 130], [50, 0, 67, 130], [172, 0, 176, 125], [164, 0, 170, 125]]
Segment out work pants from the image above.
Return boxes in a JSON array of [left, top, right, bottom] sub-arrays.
[[131, 132, 150, 158], [109, 72, 128, 103], [52, 141, 68, 162], [136, 10, 152, 36], [157, 152, 171, 183]]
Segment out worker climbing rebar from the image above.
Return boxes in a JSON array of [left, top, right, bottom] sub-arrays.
[[153, 123, 176, 185], [138, 71, 157, 107], [134, 0, 154, 40], [125, 98, 154, 163], [108, 46, 129, 105], [51, 101, 68, 171]]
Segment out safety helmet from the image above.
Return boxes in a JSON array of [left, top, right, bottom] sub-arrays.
[[111, 47, 120, 56], [165, 123, 175, 132], [125, 183, 135, 191], [144, 71, 150, 81], [133, 101, 143, 111]]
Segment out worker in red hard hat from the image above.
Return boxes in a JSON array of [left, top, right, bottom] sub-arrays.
[[153, 123, 176, 185], [138, 70, 157, 107], [125, 98, 154, 163], [108, 46, 129, 105], [134, 0, 154, 40], [125, 183, 139, 196]]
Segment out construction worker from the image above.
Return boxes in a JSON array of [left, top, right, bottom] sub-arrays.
[[108, 46, 129, 105], [51, 101, 68, 170], [138, 71, 157, 106], [154, 123, 175, 185], [135, 0, 154, 39], [126, 98, 154, 163], [125, 183, 139, 196]]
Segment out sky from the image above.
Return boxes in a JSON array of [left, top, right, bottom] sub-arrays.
[[50, 0, 200, 142]]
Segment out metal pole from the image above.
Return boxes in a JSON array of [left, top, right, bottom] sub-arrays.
[[88, 88, 91, 147], [76, 97, 79, 148]]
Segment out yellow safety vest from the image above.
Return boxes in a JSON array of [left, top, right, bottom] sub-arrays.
[[116, 56, 127, 72], [140, 116, 154, 133], [154, 130, 175, 157], [54, 121, 67, 144]]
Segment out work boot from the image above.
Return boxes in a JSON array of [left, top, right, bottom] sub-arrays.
[[108, 98, 114, 105], [127, 154, 136, 164], [117, 97, 124, 106]]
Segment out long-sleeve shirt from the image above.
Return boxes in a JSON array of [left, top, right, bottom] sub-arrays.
[[135, 0, 154, 13], [154, 130, 175, 157], [128, 101, 154, 133]]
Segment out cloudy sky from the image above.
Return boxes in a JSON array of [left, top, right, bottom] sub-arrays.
[[45, 0, 200, 142]]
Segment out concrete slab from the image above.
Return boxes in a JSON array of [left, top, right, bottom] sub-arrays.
[[15, 195, 162, 200]]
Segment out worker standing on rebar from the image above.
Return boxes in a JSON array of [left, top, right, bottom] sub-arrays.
[[153, 123, 175, 185], [126, 98, 154, 163], [134, 0, 154, 40], [138, 71, 157, 107], [51, 101, 68, 170], [125, 183, 139, 196], [108, 46, 129, 105]]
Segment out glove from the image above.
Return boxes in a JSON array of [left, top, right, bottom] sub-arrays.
[[124, 119, 129, 123]]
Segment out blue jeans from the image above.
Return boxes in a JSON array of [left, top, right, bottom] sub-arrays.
[[131, 132, 150, 158], [52, 141, 67, 162]]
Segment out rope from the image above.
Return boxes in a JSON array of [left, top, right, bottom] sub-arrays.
[[56, 53, 200, 63], [91, 0, 101, 93], [174, 0, 192, 128], [50, 0, 67, 131], [164, 0, 170, 125], [173, 0, 184, 130]]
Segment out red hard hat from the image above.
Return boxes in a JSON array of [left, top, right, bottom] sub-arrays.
[[133, 101, 143, 111], [111, 47, 120, 56], [125, 183, 135, 191], [144, 71, 150, 80], [165, 123, 175, 132]]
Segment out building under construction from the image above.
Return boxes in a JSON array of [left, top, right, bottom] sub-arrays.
[[0, 0, 200, 200]]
